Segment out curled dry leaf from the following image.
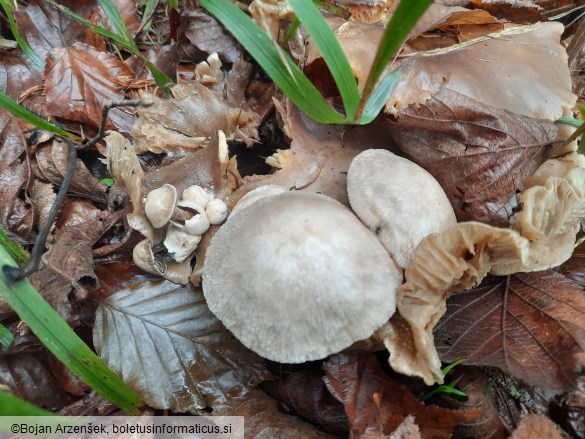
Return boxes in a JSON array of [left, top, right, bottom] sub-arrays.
[[389, 22, 576, 120], [93, 278, 269, 412], [213, 388, 337, 438], [44, 43, 136, 133], [33, 139, 106, 204], [433, 1, 546, 23], [435, 272, 585, 393], [263, 370, 349, 435], [30, 181, 56, 246], [323, 353, 478, 439], [29, 199, 120, 325], [132, 57, 259, 154], [178, 9, 239, 63], [386, 89, 556, 226], [509, 414, 563, 439], [0, 108, 34, 241]]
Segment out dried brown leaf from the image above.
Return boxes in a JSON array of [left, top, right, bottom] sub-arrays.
[[178, 9, 239, 63], [263, 370, 348, 435], [32, 139, 106, 203], [434, 1, 545, 23], [93, 279, 269, 412], [29, 199, 121, 324], [323, 353, 478, 439], [386, 89, 556, 226], [435, 271, 585, 392], [44, 43, 135, 132], [213, 388, 338, 438], [509, 414, 563, 439], [0, 108, 33, 241]]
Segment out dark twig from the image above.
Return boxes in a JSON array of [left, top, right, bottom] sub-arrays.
[[3, 140, 77, 281], [3, 99, 153, 281]]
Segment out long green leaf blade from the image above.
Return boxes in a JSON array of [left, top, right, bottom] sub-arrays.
[[199, 0, 346, 124], [98, 0, 138, 51], [0, 226, 28, 267], [356, 0, 432, 121], [0, 92, 79, 139], [0, 392, 56, 416], [0, 0, 44, 68], [358, 70, 401, 124], [0, 323, 13, 348], [289, 0, 359, 119], [0, 246, 142, 414], [46, 0, 173, 91]]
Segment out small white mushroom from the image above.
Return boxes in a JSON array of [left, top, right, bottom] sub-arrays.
[[348, 149, 457, 268], [182, 185, 212, 208], [203, 191, 402, 363], [176, 200, 210, 236], [133, 239, 167, 275], [205, 198, 229, 225], [164, 225, 202, 263], [144, 184, 178, 228]]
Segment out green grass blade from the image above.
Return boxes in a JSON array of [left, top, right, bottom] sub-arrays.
[[557, 117, 583, 127], [358, 70, 401, 124], [199, 0, 346, 124], [0, 392, 56, 416], [0, 0, 44, 68], [289, 0, 359, 119], [98, 0, 138, 51], [0, 92, 79, 139], [355, 0, 432, 121], [0, 246, 143, 414], [441, 358, 465, 376], [0, 226, 28, 267], [0, 323, 13, 348], [46, 0, 173, 91]]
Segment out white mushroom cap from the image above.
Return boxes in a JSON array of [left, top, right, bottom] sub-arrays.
[[133, 239, 167, 275], [182, 185, 212, 208], [176, 200, 210, 235], [145, 184, 178, 228], [203, 191, 402, 363], [164, 224, 202, 262], [347, 149, 457, 268], [205, 199, 229, 225], [230, 185, 288, 216]]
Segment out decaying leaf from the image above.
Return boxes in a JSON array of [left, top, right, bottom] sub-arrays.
[[132, 57, 259, 154], [435, 272, 585, 393], [0, 108, 34, 241], [32, 139, 107, 204], [29, 199, 120, 324], [323, 353, 478, 439], [213, 388, 337, 438], [93, 278, 269, 412], [509, 414, 563, 439], [386, 89, 556, 226], [263, 370, 348, 435], [44, 43, 135, 132]]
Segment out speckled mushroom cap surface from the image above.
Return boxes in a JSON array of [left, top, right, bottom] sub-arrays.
[[202, 191, 402, 364]]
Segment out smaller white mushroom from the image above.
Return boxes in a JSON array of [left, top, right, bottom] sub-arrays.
[[144, 184, 177, 228], [206, 199, 229, 225], [164, 225, 202, 263], [176, 200, 210, 236], [182, 185, 212, 208], [133, 239, 167, 275]]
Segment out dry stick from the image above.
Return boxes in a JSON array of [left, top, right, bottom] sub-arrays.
[[3, 99, 153, 282]]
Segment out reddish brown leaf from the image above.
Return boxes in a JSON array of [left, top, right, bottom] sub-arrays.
[[438, 367, 507, 439], [0, 108, 34, 242], [213, 389, 338, 438], [29, 199, 121, 324], [568, 12, 585, 101], [263, 370, 348, 435], [59, 391, 119, 416], [0, 52, 43, 100], [434, 1, 546, 23], [32, 139, 107, 203], [559, 241, 585, 286], [178, 9, 239, 63], [386, 89, 555, 226], [44, 43, 135, 132], [323, 353, 478, 439], [509, 414, 563, 438], [435, 271, 585, 392]]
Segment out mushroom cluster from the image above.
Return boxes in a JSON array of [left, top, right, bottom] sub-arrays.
[[133, 183, 228, 277]]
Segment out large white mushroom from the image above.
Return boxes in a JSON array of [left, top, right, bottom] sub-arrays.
[[202, 191, 402, 363]]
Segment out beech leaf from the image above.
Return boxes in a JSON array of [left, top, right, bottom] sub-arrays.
[[435, 271, 585, 392], [93, 278, 269, 412]]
